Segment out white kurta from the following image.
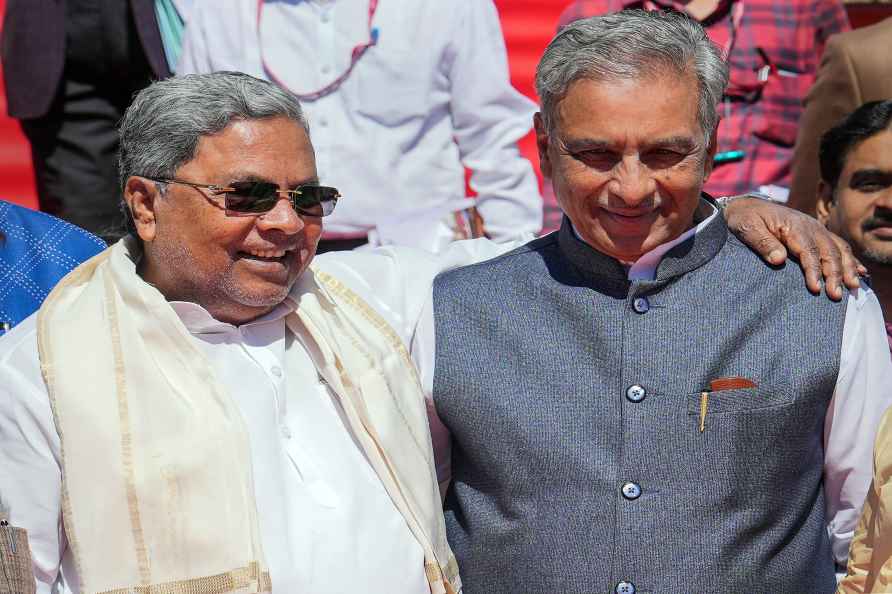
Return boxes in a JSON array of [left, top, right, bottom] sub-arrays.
[[0, 299, 430, 593]]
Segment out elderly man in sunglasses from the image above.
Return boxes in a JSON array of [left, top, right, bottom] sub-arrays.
[[0, 71, 864, 594]]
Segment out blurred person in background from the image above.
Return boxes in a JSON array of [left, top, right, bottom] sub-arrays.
[[177, 0, 543, 252], [0, 0, 190, 243], [558, 0, 850, 203], [816, 100, 892, 351], [827, 103, 892, 594], [789, 17, 892, 215]]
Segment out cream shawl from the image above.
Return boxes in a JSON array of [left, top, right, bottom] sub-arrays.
[[37, 238, 460, 594]]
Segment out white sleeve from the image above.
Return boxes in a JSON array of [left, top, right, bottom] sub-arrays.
[[0, 317, 69, 593], [176, 0, 253, 75], [824, 288, 892, 570], [412, 291, 451, 491], [316, 237, 531, 346], [317, 237, 530, 489], [176, 0, 214, 74], [445, 0, 543, 240]]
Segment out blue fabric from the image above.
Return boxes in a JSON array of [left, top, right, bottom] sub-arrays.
[[155, 0, 185, 73], [0, 201, 106, 336]]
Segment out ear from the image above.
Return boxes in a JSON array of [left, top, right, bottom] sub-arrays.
[[702, 127, 719, 180], [534, 112, 554, 179], [124, 176, 160, 242], [815, 180, 834, 227]]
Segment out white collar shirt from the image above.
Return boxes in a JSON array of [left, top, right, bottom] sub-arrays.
[[0, 298, 428, 593], [177, 0, 542, 246]]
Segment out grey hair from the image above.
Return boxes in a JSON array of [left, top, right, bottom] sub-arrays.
[[535, 9, 728, 140], [117, 71, 310, 233]]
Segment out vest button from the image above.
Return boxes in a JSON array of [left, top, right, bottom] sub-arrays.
[[625, 384, 646, 403], [621, 482, 641, 500], [615, 581, 636, 594], [632, 296, 649, 313]]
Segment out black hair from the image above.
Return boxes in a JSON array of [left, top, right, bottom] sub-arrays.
[[819, 100, 892, 189]]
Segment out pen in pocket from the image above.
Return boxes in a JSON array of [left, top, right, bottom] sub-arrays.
[[698, 377, 758, 433]]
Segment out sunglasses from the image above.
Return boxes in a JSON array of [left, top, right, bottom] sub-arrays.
[[145, 177, 340, 216]]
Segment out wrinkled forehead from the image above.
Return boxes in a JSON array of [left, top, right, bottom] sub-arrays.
[[551, 71, 703, 145], [183, 117, 317, 179]]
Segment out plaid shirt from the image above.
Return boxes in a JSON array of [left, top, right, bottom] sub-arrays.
[[557, 0, 850, 198]]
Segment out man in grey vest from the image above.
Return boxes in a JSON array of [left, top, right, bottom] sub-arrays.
[[421, 10, 892, 594]]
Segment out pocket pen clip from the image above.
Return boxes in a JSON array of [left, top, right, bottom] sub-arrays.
[[699, 376, 758, 433]]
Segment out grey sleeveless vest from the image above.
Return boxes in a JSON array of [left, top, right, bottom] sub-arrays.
[[433, 211, 846, 594]]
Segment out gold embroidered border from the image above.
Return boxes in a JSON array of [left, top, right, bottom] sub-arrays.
[[313, 269, 429, 457], [425, 559, 461, 594], [425, 562, 442, 582], [444, 555, 460, 583], [96, 561, 271, 594], [312, 270, 443, 558], [314, 269, 462, 592], [103, 272, 152, 582], [313, 270, 419, 379], [37, 250, 112, 592]]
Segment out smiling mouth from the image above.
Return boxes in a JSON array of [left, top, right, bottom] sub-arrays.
[[604, 209, 656, 221], [239, 248, 292, 263]]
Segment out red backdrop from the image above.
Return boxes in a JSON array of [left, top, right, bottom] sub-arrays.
[[1, 1, 888, 212], [0, 0, 38, 209], [0, 0, 571, 211]]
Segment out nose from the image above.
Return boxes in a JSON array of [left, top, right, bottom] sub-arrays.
[[255, 196, 306, 235], [875, 188, 892, 211], [607, 155, 656, 208]]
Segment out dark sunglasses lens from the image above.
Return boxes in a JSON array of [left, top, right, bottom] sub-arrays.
[[293, 186, 339, 217], [225, 181, 279, 212]]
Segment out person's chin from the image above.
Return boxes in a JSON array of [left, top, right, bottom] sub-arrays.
[[232, 284, 291, 309], [861, 242, 892, 267], [227, 268, 297, 305]]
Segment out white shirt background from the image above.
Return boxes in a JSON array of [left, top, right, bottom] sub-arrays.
[[178, 0, 543, 245]]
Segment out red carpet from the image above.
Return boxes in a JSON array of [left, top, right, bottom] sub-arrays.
[[0, 1, 571, 212], [0, 0, 38, 209]]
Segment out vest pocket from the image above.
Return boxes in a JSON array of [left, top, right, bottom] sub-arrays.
[[685, 383, 793, 416]]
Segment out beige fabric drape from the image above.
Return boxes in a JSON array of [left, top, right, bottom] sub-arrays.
[[38, 240, 270, 594], [838, 408, 892, 593]]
